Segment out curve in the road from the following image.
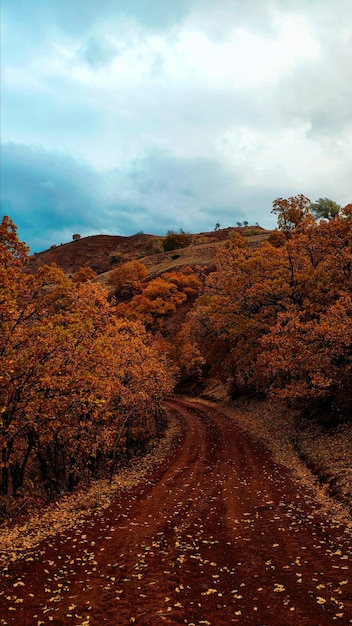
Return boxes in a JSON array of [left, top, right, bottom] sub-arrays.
[[0, 398, 351, 625]]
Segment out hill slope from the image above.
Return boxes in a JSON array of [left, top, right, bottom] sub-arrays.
[[28, 226, 271, 281]]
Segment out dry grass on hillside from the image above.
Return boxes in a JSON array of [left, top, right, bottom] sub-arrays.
[[28, 225, 271, 283], [94, 230, 271, 291], [93, 240, 221, 290]]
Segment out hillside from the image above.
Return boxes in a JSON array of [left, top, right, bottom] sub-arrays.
[[28, 226, 271, 282], [28, 233, 155, 275]]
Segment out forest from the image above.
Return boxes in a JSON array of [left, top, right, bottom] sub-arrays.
[[1, 195, 351, 518]]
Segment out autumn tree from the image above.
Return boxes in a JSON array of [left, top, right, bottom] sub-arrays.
[[271, 194, 313, 233], [0, 216, 29, 266], [109, 260, 147, 299], [179, 234, 294, 394], [178, 199, 352, 419], [259, 294, 352, 419], [258, 202, 352, 418], [116, 267, 201, 332], [0, 217, 174, 504], [72, 266, 97, 283]]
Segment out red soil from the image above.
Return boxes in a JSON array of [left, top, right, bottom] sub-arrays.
[[1, 399, 351, 625]]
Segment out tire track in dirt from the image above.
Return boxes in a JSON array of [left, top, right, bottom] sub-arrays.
[[0, 398, 351, 625]]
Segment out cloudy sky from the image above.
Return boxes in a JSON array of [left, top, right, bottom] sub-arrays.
[[1, 0, 351, 252]]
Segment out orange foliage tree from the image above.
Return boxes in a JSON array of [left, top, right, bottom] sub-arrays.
[[71, 266, 97, 283], [259, 203, 352, 417], [109, 260, 148, 299], [0, 218, 174, 501], [179, 234, 294, 393], [179, 199, 352, 419], [116, 266, 201, 332], [271, 194, 313, 233]]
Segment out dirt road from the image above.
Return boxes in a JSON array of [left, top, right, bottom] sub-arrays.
[[1, 399, 351, 625]]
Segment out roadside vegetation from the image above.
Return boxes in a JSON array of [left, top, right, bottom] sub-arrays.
[[180, 196, 352, 425], [1, 194, 351, 522], [0, 218, 174, 520]]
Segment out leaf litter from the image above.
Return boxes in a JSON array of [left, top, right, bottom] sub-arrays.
[[0, 399, 352, 625]]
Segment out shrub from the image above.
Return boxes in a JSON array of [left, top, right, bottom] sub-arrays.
[[163, 230, 192, 252]]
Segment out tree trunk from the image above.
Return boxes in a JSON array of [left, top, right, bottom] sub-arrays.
[[1, 457, 9, 497], [1, 444, 12, 496], [10, 432, 35, 496]]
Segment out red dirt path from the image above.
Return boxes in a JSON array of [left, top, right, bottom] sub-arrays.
[[1, 399, 351, 625]]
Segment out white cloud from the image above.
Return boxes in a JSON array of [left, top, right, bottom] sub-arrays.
[[1, 0, 351, 250], [171, 16, 319, 89]]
